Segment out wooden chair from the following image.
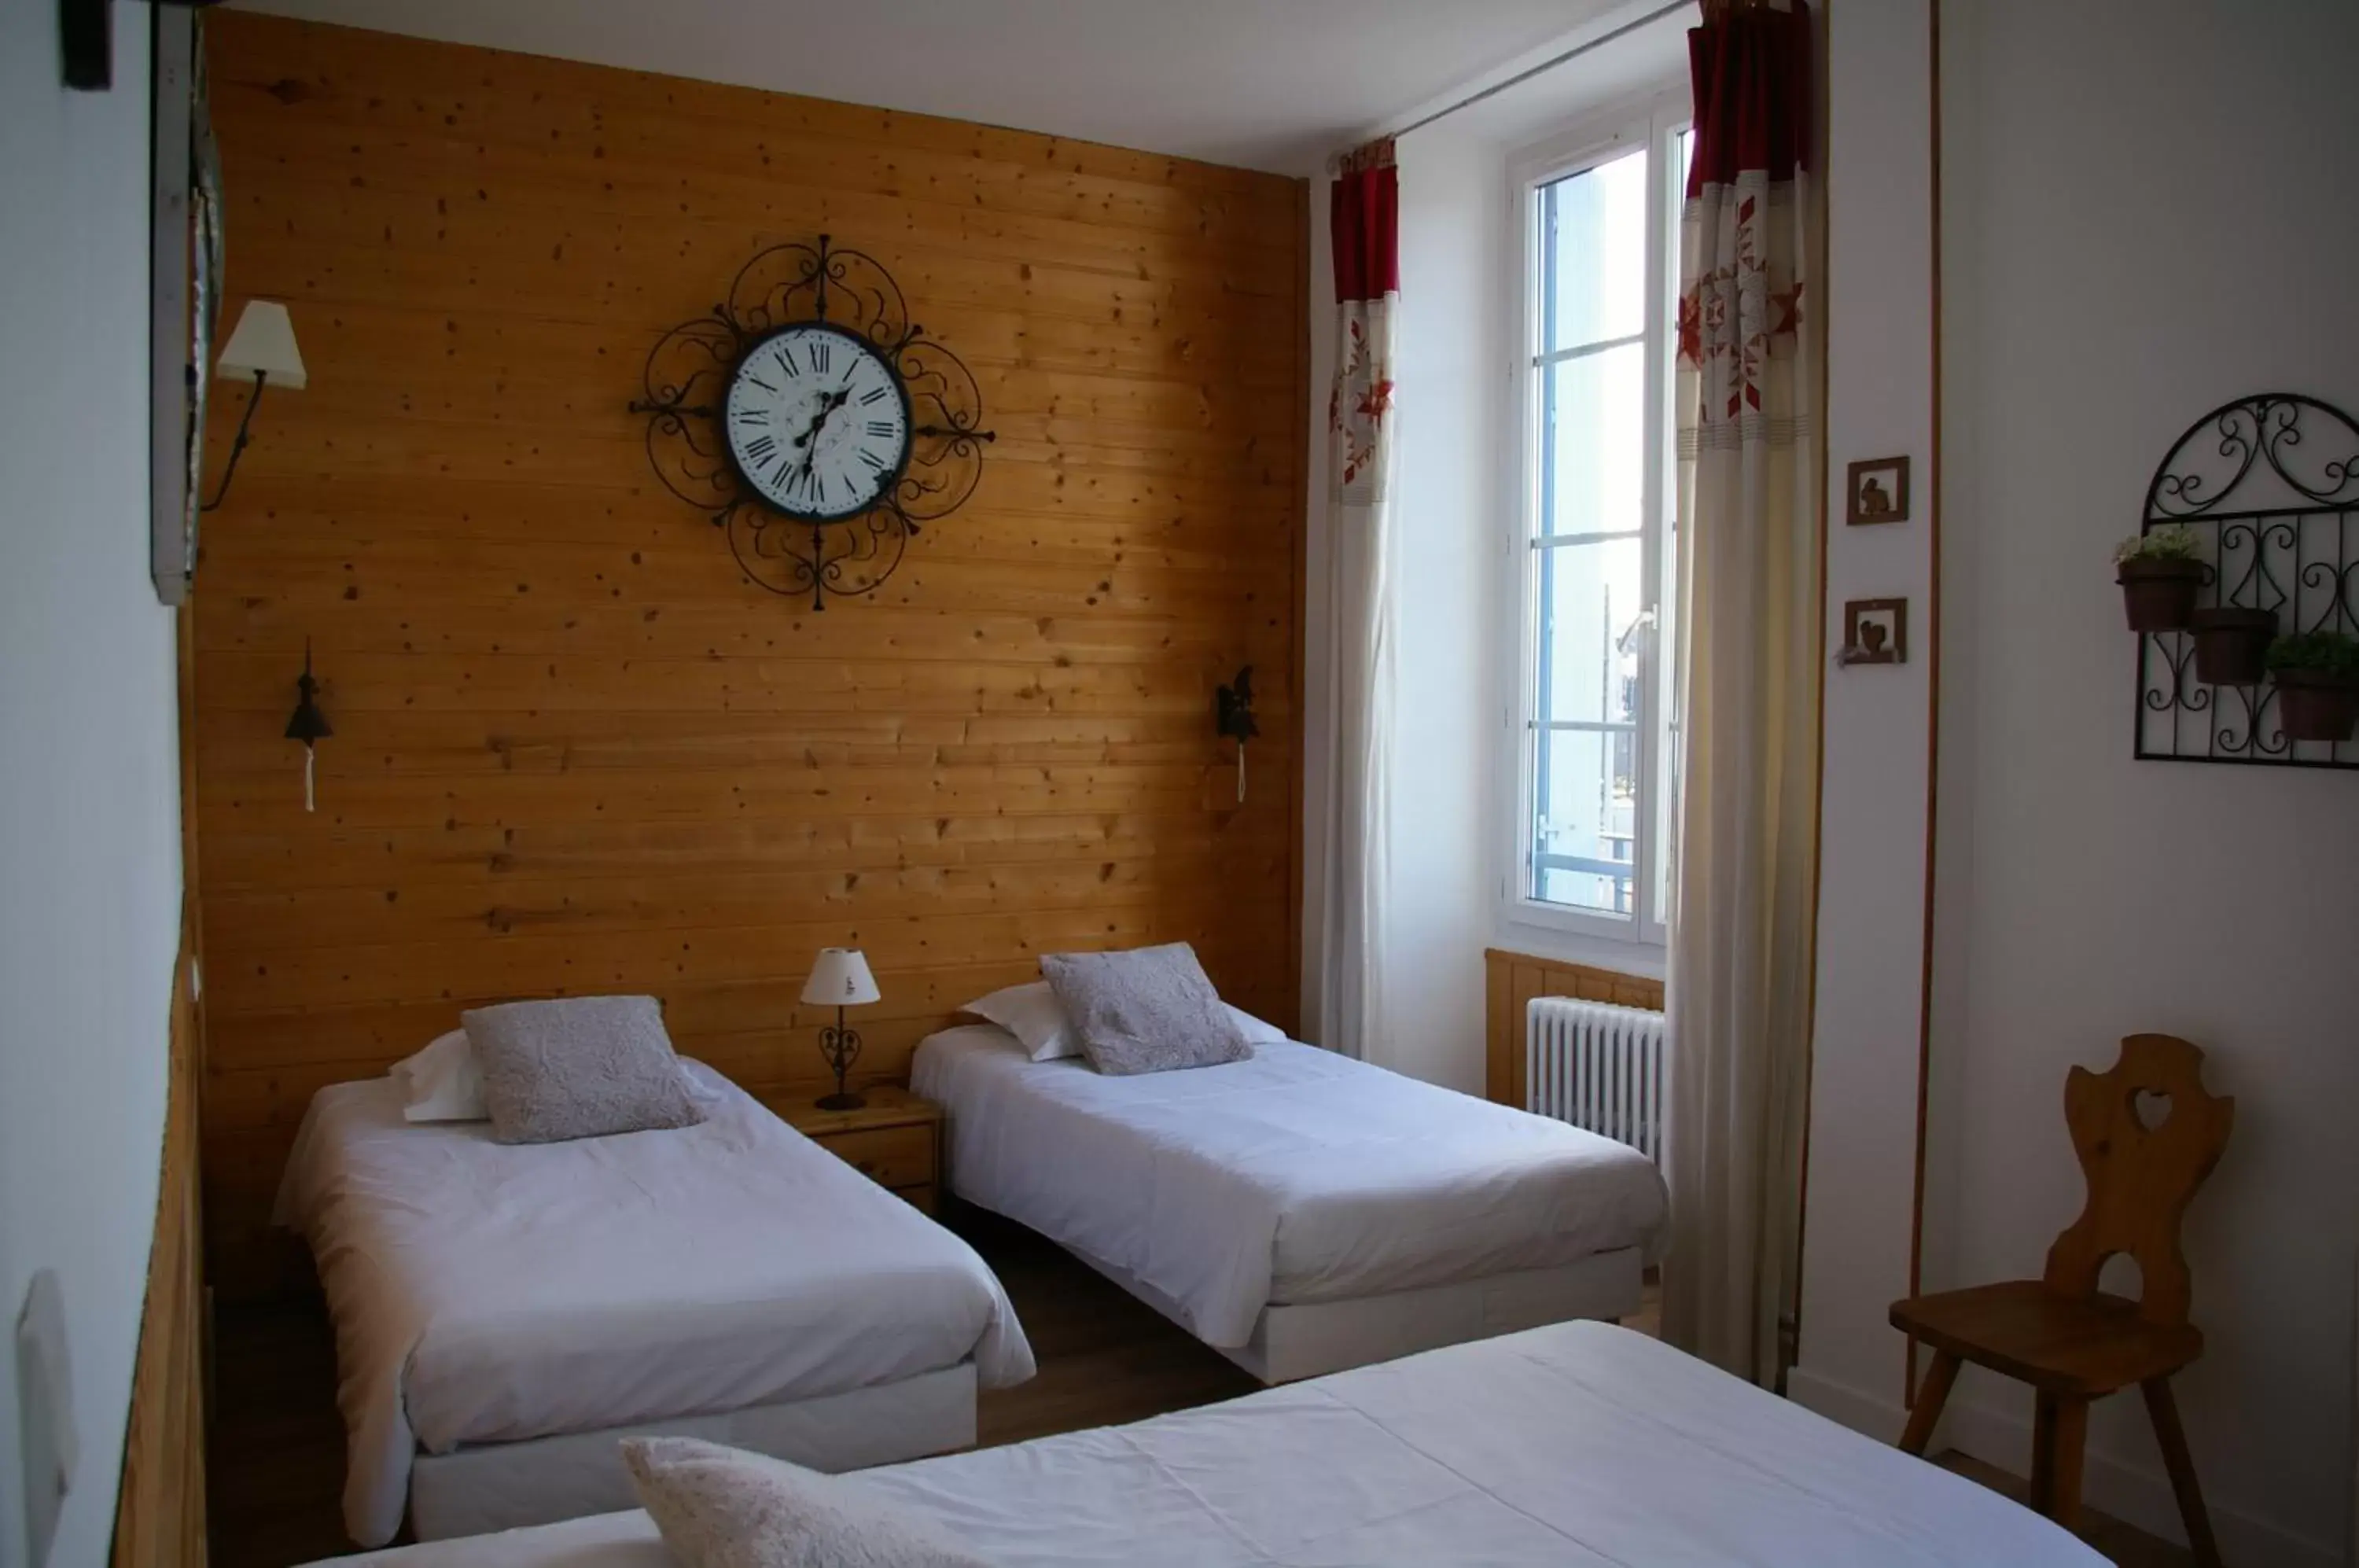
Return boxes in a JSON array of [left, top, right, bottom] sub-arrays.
[[1889, 1033, 2232, 1566]]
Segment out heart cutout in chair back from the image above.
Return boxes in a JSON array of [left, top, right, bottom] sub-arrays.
[[2131, 1088, 2173, 1132]]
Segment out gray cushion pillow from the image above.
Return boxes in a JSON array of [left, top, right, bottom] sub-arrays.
[[1040, 944, 1251, 1077], [461, 995, 704, 1145], [621, 1436, 990, 1568]]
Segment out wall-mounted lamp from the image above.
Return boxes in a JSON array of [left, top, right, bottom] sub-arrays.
[[1215, 665, 1260, 804], [206, 300, 307, 513], [285, 640, 333, 813]]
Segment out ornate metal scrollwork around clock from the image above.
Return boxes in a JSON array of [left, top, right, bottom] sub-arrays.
[[630, 234, 995, 608]]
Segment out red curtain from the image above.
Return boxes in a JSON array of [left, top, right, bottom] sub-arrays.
[[1686, 1, 1812, 196], [1330, 140, 1398, 305]]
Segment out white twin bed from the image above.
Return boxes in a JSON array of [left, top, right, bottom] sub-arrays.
[[913, 1024, 1668, 1382], [310, 1320, 2106, 1567], [276, 1062, 1033, 1545]]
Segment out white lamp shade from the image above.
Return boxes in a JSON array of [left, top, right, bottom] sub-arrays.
[[217, 300, 307, 391], [800, 948, 880, 1007]]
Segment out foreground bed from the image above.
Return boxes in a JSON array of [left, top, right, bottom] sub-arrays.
[[276, 1062, 1034, 1546], [912, 1024, 1668, 1382], [313, 1320, 2104, 1566]]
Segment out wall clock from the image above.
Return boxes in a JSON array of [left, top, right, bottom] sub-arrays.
[[631, 235, 994, 608]]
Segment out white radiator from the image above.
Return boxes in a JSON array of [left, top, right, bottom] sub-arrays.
[[1524, 996, 1669, 1165]]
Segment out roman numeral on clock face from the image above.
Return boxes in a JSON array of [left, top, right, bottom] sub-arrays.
[[865, 419, 895, 438], [809, 341, 832, 374], [743, 435, 777, 466], [859, 386, 889, 406]]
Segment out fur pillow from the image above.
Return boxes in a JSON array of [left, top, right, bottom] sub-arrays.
[[621, 1437, 990, 1568], [1040, 943, 1251, 1077], [462, 996, 704, 1145]]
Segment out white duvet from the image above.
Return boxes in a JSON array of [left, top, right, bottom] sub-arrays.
[[274, 1064, 1035, 1548], [314, 1320, 2104, 1567], [911, 1026, 1668, 1347]]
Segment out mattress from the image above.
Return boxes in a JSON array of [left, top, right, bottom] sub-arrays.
[[310, 1320, 2105, 1567], [911, 1025, 1668, 1348], [274, 1062, 1036, 1547]]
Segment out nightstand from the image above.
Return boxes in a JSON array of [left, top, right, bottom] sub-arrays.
[[767, 1085, 942, 1216]]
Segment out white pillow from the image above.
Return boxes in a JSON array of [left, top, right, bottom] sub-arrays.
[[622, 1436, 988, 1568], [961, 980, 1079, 1060], [1226, 1003, 1287, 1046], [391, 1029, 487, 1122], [960, 977, 1286, 1060]]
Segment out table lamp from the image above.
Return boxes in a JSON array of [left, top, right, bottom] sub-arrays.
[[802, 948, 881, 1110]]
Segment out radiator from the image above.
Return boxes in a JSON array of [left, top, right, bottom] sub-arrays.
[[1524, 996, 1669, 1165]]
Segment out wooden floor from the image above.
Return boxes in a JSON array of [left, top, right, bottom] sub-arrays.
[[205, 1208, 2187, 1567]]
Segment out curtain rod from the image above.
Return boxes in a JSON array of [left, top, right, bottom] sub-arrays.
[[1383, 0, 1694, 143]]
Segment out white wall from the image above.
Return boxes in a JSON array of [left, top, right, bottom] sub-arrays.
[[1373, 120, 1509, 1093], [1927, 2, 2359, 1560], [0, 5, 186, 1566], [1790, 0, 1940, 1444]]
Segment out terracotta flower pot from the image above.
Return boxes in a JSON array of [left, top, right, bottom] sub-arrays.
[[2116, 557, 2204, 633], [2273, 668, 2359, 743], [2188, 605, 2276, 686]]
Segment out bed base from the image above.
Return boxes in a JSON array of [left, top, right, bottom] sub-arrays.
[[407, 1362, 977, 1540], [1069, 1244, 1647, 1385]]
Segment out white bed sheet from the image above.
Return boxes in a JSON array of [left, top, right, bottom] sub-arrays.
[[911, 1025, 1668, 1349], [315, 1321, 2104, 1568], [274, 1062, 1035, 1548]]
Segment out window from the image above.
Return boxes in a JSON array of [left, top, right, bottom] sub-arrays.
[[1507, 103, 1689, 946]]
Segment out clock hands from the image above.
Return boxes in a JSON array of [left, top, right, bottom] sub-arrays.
[[788, 386, 856, 506], [793, 388, 852, 452]]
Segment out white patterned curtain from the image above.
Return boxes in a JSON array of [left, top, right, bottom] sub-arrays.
[[1315, 138, 1398, 1062], [1662, 0, 1822, 1388]]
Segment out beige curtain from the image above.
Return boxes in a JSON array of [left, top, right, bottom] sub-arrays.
[[1661, 0, 1822, 1388]]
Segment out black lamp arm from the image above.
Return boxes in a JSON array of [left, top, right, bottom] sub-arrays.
[[201, 370, 268, 513]]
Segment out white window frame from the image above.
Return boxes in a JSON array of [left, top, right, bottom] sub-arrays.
[[1498, 89, 1689, 951]]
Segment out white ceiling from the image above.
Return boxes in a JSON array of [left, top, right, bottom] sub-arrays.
[[226, 0, 1636, 174]]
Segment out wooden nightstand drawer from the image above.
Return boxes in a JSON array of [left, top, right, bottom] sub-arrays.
[[814, 1122, 936, 1191]]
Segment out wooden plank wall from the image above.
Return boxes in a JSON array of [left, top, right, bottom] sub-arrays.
[[109, 933, 208, 1567], [1483, 948, 1665, 1109], [196, 13, 1307, 1294]]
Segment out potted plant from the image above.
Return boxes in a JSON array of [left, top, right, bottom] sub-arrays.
[[2114, 525, 2206, 632], [2188, 602, 2278, 685], [2265, 630, 2359, 743]]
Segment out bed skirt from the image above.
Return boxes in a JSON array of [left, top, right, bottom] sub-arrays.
[[408, 1362, 978, 1540], [1069, 1244, 1647, 1384]]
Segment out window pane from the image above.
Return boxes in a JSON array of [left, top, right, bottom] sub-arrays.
[[1533, 727, 1638, 917], [1537, 147, 1648, 353], [1540, 343, 1646, 539], [1535, 537, 1642, 727]]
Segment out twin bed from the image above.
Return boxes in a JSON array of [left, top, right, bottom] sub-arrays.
[[277, 1063, 1032, 1544], [274, 966, 2091, 1564], [311, 1320, 2105, 1567], [912, 1023, 1665, 1382]]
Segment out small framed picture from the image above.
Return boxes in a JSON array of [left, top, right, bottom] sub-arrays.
[[1842, 598, 1908, 665], [1846, 456, 1912, 526]]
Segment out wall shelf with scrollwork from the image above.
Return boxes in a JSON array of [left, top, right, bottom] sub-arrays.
[[2132, 393, 2359, 770]]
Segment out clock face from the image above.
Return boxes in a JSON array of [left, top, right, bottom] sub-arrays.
[[723, 325, 911, 521]]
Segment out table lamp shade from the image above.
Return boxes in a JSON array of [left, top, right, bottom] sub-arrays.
[[218, 300, 308, 390], [801, 948, 880, 1007]]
